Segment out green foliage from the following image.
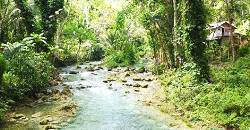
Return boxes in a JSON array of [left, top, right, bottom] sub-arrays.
[[0, 54, 6, 85], [1, 36, 54, 99], [88, 43, 104, 61], [104, 8, 144, 68], [238, 44, 250, 58], [13, 0, 37, 34], [138, 0, 175, 67], [13, 0, 65, 51], [0, 0, 26, 43], [104, 45, 137, 68], [63, 19, 97, 42], [162, 56, 250, 129], [152, 64, 166, 75], [0, 101, 7, 121], [181, 0, 209, 81]]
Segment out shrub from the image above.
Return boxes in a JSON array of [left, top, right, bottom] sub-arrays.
[[0, 101, 7, 121], [7, 51, 54, 97], [161, 59, 250, 129], [104, 45, 137, 68], [1, 37, 55, 100], [238, 44, 250, 58], [88, 43, 105, 61], [0, 54, 6, 85]]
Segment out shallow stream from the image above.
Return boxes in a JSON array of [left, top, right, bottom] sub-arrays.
[[1, 62, 189, 130], [61, 62, 186, 130]]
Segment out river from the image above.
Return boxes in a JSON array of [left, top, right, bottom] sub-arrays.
[[1, 62, 190, 130]]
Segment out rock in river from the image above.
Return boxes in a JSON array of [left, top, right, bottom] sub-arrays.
[[14, 114, 26, 119], [133, 76, 142, 81], [32, 112, 42, 118], [133, 83, 141, 88], [134, 88, 140, 92], [136, 66, 146, 73], [141, 84, 148, 88], [69, 70, 78, 74], [40, 117, 53, 125]]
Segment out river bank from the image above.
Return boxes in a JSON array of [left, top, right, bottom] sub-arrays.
[[0, 86, 77, 130]]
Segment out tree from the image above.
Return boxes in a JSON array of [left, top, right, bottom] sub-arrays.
[[184, 0, 210, 81], [14, 0, 64, 52], [13, 0, 37, 34]]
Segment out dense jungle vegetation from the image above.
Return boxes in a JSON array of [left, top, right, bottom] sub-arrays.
[[0, 0, 250, 129]]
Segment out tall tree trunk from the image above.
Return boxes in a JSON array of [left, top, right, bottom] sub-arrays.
[[14, 0, 37, 34], [225, 0, 236, 62], [186, 0, 210, 81], [173, 0, 178, 67]]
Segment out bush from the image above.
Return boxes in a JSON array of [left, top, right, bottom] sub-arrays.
[[6, 51, 54, 98], [0, 101, 7, 121], [238, 44, 250, 58], [1, 39, 54, 100], [161, 59, 250, 129], [104, 45, 137, 68], [88, 43, 105, 61], [0, 54, 6, 85]]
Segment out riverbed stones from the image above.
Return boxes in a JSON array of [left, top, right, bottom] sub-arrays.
[[40, 117, 53, 125], [9, 118, 16, 122], [45, 125, 58, 130], [49, 80, 59, 86], [134, 88, 140, 92], [103, 80, 108, 83], [52, 89, 60, 94], [124, 72, 130, 77], [32, 112, 42, 118], [141, 84, 148, 88], [136, 66, 146, 73], [80, 86, 86, 89], [133, 76, 142, 81], [69, 70, 78, 74], [76, 65, 81, 69], [124, 90, 130, 94], [133, 83, 141, 88], [61, 86, 73, 96], [14, 114, 26, 119], [144, 77, 154, 81], [121, 79, 127, 83], [91, 73, 98, 75], [94, 66, 103, 70], [59, 102, 77, 112], [124, 83, 133, 86], [85, 66, 95, 71]]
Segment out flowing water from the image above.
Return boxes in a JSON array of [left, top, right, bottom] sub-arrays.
[[1, 62, 189, 130], [60, 62, 187, 130]]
